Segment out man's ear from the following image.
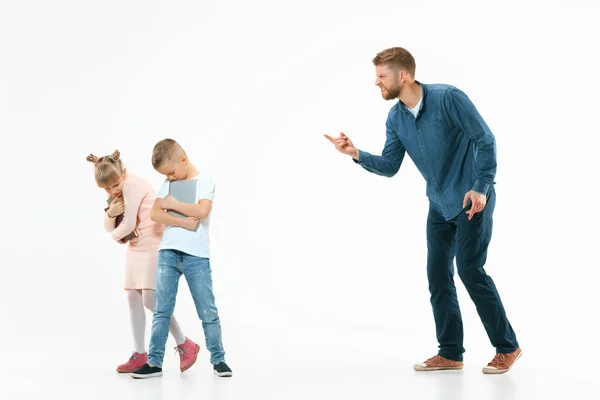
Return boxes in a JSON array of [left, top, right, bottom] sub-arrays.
[[398, 69, 407, 83]]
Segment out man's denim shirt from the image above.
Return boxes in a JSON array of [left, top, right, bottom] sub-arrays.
[[355, 82, 497, 221]]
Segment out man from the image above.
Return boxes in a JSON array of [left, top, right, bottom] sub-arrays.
[[324, 47, 521, 374]]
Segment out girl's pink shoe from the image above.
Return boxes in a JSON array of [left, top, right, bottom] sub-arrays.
[[175, 337, 200, 372], [116, 352, 148, 373]]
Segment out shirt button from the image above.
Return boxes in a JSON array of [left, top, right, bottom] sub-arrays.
[[425, 160, 429, 164], [431, 176, 435, 179], [436, 192, 440, 195], [422, 144, 425, 148]]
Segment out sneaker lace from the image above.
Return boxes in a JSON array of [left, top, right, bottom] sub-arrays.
[[129, 353, 138, 361], [174, 346, 185, 356], [492, 353, 506, 365], [426, 355, 443, 364]]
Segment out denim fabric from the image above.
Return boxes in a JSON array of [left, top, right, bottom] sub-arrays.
[[355, 83, 518, 359], [426, 187, 518, 360], [355, 82, 497, 220], [148, 249, 225, 367]]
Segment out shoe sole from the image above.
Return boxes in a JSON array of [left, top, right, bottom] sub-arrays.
[[213, 370, 233, 377], [180, 344, 201, 373], [482, 349, 523, 375], [130, 372, 163, 379], [414, 365, 464, 372], [117, 364, 147, 373]]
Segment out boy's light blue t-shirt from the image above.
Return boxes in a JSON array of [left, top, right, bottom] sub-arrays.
[[156, 172, 215, 258]]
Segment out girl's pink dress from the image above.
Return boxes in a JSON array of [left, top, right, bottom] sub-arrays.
[[104, 174, 163, 290]]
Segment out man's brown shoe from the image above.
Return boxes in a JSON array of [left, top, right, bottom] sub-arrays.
[[414, 355, 464, 371], [482, 348, 522, 374]]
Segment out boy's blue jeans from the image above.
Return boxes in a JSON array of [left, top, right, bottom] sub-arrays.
[[148, 249, 225, 367]]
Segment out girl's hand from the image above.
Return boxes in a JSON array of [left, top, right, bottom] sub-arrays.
[[129, 237, 140, 246], [107, 199, 124, 218]]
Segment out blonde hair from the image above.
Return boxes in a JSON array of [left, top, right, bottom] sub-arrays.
[[152, 138, 185, 169], [372, 47, 416, 77], [86, 150, 124, 188]]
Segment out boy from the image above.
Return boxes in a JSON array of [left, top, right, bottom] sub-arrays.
[[131, 139, 232, 378]]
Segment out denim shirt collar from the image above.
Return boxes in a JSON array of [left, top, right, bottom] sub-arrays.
[[396, 81, 427, 117]]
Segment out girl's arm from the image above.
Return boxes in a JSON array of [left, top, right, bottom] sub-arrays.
[[104, 212, 116, 232], [111, 181, 144, 242]]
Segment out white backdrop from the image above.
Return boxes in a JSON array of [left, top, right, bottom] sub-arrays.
[[1, 0, 599, 399]]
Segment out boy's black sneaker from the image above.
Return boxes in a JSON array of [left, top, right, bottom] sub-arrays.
[[131, 363, 163, 379], [213, 362, 233, 377]]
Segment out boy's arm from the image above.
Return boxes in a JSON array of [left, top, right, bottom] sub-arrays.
[[150, 198, 190, 227], [162, 196, 212, 220]]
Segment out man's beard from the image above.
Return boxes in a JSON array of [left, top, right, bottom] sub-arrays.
[[381, 82, 401, 100]]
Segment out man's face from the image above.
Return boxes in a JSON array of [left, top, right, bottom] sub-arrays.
[[375, 65, 403, 100]]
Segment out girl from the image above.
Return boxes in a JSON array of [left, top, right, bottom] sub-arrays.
[[87, 150, 199, 373]]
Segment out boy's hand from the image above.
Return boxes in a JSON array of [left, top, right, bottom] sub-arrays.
[[162, 195, 178, 210], [181, 217, 200, 231], [107, 199, 124, 218], [129, 237, 140, 246]]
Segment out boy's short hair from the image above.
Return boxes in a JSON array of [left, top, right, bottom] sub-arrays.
[[152, 139, 185, 169]]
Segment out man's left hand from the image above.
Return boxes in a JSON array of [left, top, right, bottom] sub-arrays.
[[463, 190, 487, 220]]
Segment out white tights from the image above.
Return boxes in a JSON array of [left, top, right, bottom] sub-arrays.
[[127, 289, 186, 353]]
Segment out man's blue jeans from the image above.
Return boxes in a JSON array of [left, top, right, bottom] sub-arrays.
[[426, 188, 518, 361]]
